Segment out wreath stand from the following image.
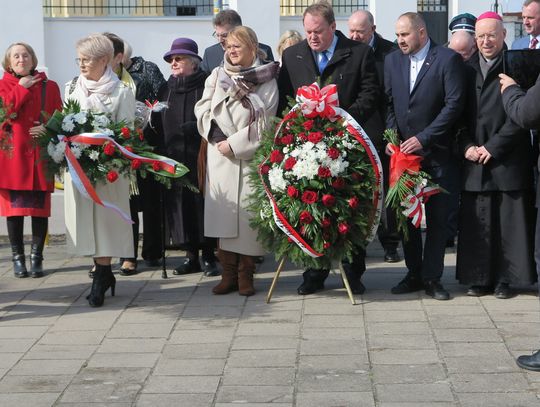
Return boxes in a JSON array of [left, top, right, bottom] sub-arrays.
[[265, 256, 356, 305]]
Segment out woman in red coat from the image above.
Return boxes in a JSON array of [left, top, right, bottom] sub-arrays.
[[0, 42, 62, 278]]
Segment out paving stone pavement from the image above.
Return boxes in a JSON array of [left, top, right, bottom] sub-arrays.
[[0, 237, 539, 406]]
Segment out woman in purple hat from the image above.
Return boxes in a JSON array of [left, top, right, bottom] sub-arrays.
[[152, 38, 219, 276], [195, 26, 279, 296]]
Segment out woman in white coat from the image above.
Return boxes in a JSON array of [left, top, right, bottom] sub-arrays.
[[64, 34, 135, 307], [195, 26, 279, 296]]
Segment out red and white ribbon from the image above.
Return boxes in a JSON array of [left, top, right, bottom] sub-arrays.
[[60, 132, 176, 223], [296, 82, 339, 122], [401, 180, 440, 228]]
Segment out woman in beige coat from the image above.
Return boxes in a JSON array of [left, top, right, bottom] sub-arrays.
[[64, 34, 135, 307], [195, 26, 279, 296]]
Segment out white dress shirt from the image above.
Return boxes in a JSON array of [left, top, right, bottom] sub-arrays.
[[410, 39, 431, 93]]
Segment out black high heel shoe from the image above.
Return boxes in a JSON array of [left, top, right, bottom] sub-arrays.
[[119, 258, 138, 276], [30, 244, 44, 278], [87, 264, 116, 307]]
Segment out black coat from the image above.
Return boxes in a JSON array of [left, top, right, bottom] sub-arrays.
[[459, 52, 533, 192], [277, 31, 380, 132], [153, 69, 208, 245], [385, 40, 466, 177], [363, 33, 398, 150]]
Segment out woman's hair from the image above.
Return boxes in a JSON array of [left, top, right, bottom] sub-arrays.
[[122, 41, 132, 67], [226, 26, 264, 63], [277, 30, 302, 57], [75, 34, 114, 65], [2, 42, 38, 72]]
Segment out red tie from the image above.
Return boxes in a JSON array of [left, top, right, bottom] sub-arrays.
[[531, 37, 539, 49]]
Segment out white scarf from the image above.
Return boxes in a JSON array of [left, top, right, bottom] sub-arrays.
[[76, 66, 120, 112]]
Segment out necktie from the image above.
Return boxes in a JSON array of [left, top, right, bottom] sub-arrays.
[[530, 37, 539, 49], [318, 51, 328, 74]]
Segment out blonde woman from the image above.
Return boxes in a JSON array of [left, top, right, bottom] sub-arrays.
[[64, 34, 135, 307], [195, 26, 279, 296], [277, 30, 302, 61]]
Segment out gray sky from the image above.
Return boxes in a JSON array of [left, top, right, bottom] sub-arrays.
[[504, 0, 523, 12]]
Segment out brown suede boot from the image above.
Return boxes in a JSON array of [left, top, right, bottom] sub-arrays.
[[238, 255, 256, 296], [212, 249, 239, 295]]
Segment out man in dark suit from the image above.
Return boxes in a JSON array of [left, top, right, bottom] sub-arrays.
[[348, 9, 401, 264], [500, 71, 540, 371], [278, 2, 379, 296], [201, 9, 274, 73], [384, 12, 465, 300]]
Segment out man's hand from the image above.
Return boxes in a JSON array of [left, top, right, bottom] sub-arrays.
[[476, 145, 492, 164], [464, 146, 480, 162], [499, 73, 517, 93], [400, 136, 422, 154], [385, 143, 395, 156]]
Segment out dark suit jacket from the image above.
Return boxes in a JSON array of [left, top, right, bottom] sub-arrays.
[[201, 42, 274, 73], [277, 31, 380, 132], [384, 40, 465, 176], [458, 52, 533, 192], [363, 33, 398, 150]]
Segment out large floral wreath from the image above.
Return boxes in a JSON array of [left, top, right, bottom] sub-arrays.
[[248, 83, 383, 270]]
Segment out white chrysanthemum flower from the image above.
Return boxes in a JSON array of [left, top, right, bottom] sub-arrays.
[[102, 128, 114, 137], [61, 115, 75, 132], [88, 150, 100, 161], [92, 115, 110, 128], [328, 156, 349, 176], [268, 167, 288, 192], [301, 142, 315, 152], [73, 112, 87, 124], [47, 142, 55, 158], [291, 159, 319, 180], [51, 141, 66, 163], [290, 148, 301, 158], [70, 145, 82, 159], [283, 146, 289, 154]]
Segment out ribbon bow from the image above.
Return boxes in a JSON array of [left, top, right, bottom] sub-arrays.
[[401, 179, 440, 228], [296, 82, 339, 122], [388, 144, 422, 187]]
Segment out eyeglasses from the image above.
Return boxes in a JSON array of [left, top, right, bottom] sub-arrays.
[[212, 31, 229, 40], [75, 57, 93, 66], [476, 33, 497, 42]]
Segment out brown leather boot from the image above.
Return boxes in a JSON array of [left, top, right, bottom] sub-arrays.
[[212, 249, 239, 295], [238, 255, 256, 296]]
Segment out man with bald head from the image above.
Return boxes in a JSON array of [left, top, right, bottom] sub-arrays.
[[449, 30, 477, 62], [384, 12, 465, 300], [348, 10, 401, 264], [456, 12, 536, 299]]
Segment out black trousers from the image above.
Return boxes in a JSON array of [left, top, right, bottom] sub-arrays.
[[402, 185, 449, 282]]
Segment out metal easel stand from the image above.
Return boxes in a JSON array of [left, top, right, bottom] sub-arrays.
[[265, 256, 356, 305]]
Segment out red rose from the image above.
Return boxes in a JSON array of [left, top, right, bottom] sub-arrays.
[[298, 132, 308, 141], [321, 217, 331, 228], [103, 142, 115, 156], [301, 190, 318, 204], [332, 177, 345, 189], [287, 237, 293, 243], [352, 172, 362, 181], [322, 194, 336, 207], [120, 127, 131, 139], [274, 136, 282, 145], [327, 147, 340, 160], [299, 210, 313, 224], [287, 185, 299, 198], [281, 134, 294, 145], [131, 159, 142, 170], [152, 161, 161, 171], [303, 120, 314, 131], [284, 157, 297, 170], [323, 242, 331, 249], [336, 130, 344, 137], [338, 222, 350, 235], [125, 146, 134, 153], [261, 165, 270, 175], [349, 196, 359, 209], [318, 167, 331, 178], [308, 131, 324, 144], [137, 128, 144, 140], [326, 127, 334, 133], [284, 110, 298, 121], [106, 170, 118, 183], [270, 150, 284, 163]]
